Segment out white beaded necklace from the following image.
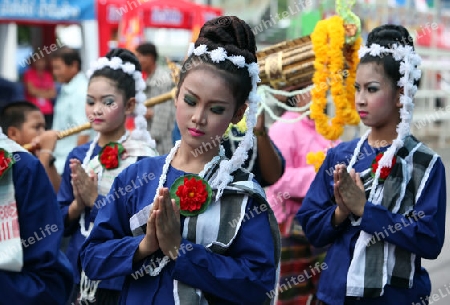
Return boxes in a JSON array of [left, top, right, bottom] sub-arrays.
[[79, 130, 130, 238], [143, 140, 225, 277], [229, 134, 257, 172], [347, 129, 392, 204], [0, 127, 6, 139], [151, 140, 225, 205]]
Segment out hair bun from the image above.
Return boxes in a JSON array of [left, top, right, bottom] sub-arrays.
[[366, 24, 414, 49], [105, 48, 142, 72], [195, 16, 257, 64]]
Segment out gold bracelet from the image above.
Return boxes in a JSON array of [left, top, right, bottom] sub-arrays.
[[253, 127, 268, 137]]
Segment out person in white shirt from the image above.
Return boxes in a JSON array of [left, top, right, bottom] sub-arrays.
[[135, 42, 175, 155], [51, 47, 92, 174]]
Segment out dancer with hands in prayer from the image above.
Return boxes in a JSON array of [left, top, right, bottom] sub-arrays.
[[58, 48, 158, 304], [80, 16, 281, 305], [297, 24, 446, 305], [134, 188, 182, 262], [332, 164, 367, 224]]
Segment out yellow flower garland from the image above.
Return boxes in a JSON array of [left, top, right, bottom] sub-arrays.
[[310, 16, 361, 141], [306, 11, 362, 172], [344, 36, 362, 124], [222, 13, 363, 174], [223, 115, 247, 139], [306, 151, 326, 173]]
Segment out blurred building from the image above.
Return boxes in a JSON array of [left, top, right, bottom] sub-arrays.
[[195, 0, 450, 46], [197, 0, 270, 24]]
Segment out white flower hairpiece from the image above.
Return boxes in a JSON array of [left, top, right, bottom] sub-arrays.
[[229, 55, 246, 68], [186, 43, 261, 200], [354, 43, 422, 201], [86, 56, 156, 149]]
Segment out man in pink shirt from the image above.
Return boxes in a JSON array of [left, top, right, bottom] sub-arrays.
[[266, 87, 338, 305], [23, 55, 56, 129]]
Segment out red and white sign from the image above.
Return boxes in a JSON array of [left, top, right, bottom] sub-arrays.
[[416, 23, 450, 50], [96, 0, 222, 57]]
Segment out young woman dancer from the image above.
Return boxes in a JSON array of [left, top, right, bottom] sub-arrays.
[[58, 48, 158, 304], [80, 16, 281, 304], [297, 24, 446, 305]]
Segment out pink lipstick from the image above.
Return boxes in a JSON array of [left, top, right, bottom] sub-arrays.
[[188, 128, 205, 137], [359, 111, 368, 118]]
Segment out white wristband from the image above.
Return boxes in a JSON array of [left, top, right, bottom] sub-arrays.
[[39, 149, 54, 157]]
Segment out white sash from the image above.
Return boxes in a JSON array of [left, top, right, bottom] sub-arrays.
[[0, 136, 29, 272]]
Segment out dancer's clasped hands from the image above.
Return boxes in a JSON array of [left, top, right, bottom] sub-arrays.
[[333, 164, 366, 218], [70, 159, 98, 209], [140, 188, 181, 260]]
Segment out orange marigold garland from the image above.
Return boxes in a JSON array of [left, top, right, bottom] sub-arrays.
[[306, 151, 326, 173], [306, 13, 362, 172], [344, 36, 363, 125], [310, 15, 360, 141]]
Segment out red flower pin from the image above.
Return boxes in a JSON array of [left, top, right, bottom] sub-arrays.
[[98, 143, 125, 170], [0, 148, 15, 180], [371, 152, 396, 181], [170, 174, 212, 217]]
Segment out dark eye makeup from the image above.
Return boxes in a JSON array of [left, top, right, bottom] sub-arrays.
[[183, 92, 227, 114], [86, 96, 116, 106], [211, 107, 225, 114], [184, 94, 196, 106], [103, 97, 115, 106], [86, 97, 95, 105]]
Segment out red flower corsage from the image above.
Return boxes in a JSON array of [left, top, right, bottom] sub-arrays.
[[371, 152, 396, 181], [0, 148, 15, 180], [98, 143, 126, 170], [170, 174, 212, 217]]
